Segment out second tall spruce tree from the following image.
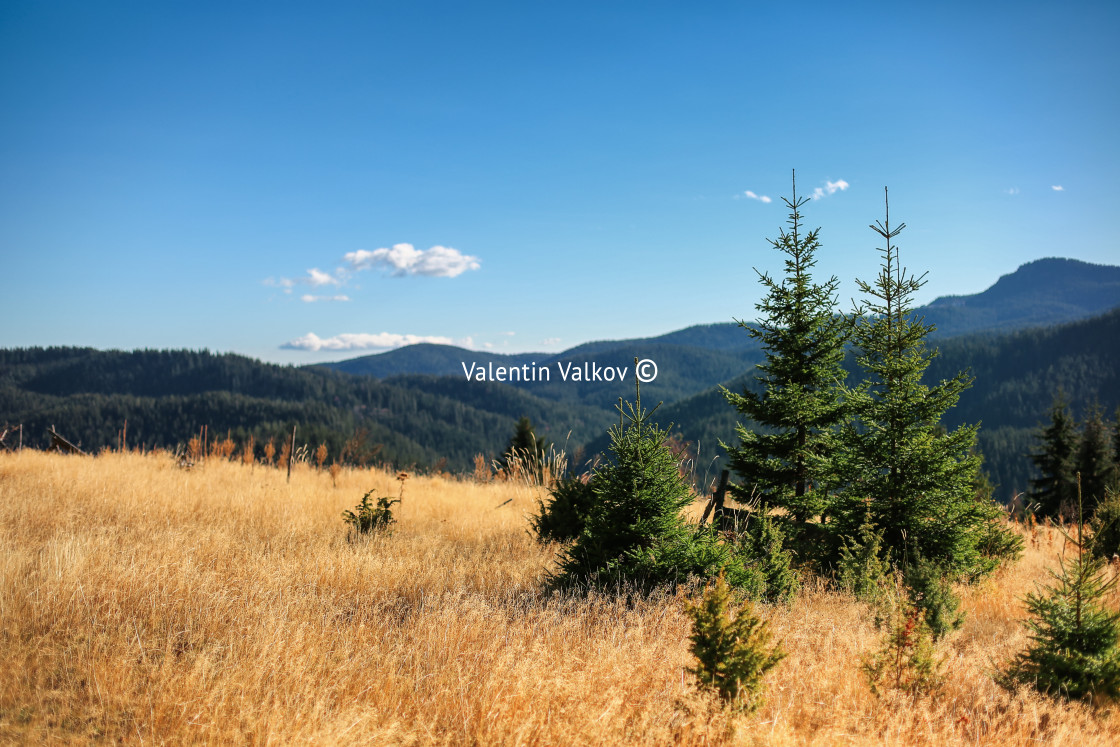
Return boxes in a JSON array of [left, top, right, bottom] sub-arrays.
[[835, 188, 1001, 578]]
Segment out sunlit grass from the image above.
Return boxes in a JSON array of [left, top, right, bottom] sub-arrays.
[[1, 449, 1117, 744]]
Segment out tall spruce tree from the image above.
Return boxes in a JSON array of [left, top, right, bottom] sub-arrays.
[[722, 171, 848, 532], [835, 188, 995, 578], [1077, 406, 1119, 517], [1029, 393, 1079, 519]]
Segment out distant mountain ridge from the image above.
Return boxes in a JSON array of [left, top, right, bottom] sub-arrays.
[[919, 257, 1120, 337], [327, 323, 760, 380], [324, 257, 1120, 380], [329, 341, 764, 410]]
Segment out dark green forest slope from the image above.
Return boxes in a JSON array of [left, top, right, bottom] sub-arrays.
[[2, 302, 1117, 496], [0, 348, 612, 469]]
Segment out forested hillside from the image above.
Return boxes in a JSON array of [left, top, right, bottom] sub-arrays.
[[3, 304, 1117, 495], [0, 348, 612, 469]]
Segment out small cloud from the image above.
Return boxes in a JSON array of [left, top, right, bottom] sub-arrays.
[[281, 331, 456, 352], [263, 277, 296, 294], [483, 342, 494, 349], [811, 179, 850, 200], [300, 294, 350, 303], [343, 244, 481, 278], [738, 190, 772, 203], [307, 267, 345, 287], [541, 337, 562, 346], [1005, 187, 1020, 195], [266, 271, 345, 296], [501, 331, 516, 337], [1052, 185, 1064, 191]]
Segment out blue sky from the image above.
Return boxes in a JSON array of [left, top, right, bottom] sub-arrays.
[[2, 1, 1118, 364]]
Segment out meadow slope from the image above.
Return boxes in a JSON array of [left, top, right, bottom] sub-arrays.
[[1, 450, 1118, 745]]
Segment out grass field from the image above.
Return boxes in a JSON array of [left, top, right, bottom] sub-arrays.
[[1, 449, 1118, 744]]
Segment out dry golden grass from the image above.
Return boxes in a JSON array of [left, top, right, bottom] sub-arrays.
[[1, 449, 1118, 745]]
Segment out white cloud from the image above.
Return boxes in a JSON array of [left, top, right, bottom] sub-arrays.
[[811, 179, 850, 200], [300, 294, 350, 303], [1052, 185, 1064, 191], [307, 267, 344, 286], [741, 190, 772, 203], [1006, 187, 1020, 195], [541, 337, 562, 346], [263, 277, 296, 294], [265, 271, 345, 295], [343, 243, 481, 278], [281, 331, 456, 352]]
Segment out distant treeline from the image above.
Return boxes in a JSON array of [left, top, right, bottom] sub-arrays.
[[3, 306, 1118, 494], [0, 348, 610, 470]]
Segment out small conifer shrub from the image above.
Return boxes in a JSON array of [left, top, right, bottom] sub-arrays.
[[531, 473, 597, 544], [903, 554, 964, 641], [342, 490, 399, 535], [551, 368, 736, 592], [863, 605, 942, 697], [502, 416, 551, 484], [862, 576, 943, 696], [1089, 488, 1120, 561], [686, 574, 786, 711], [343, 474, 407, 536], [736, 514, 799, 603], [976, 507, 1026, 569], [1004, 476, 1120, 702], [836, 517, 891, 604], [1029, 393, 1080, 520]]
